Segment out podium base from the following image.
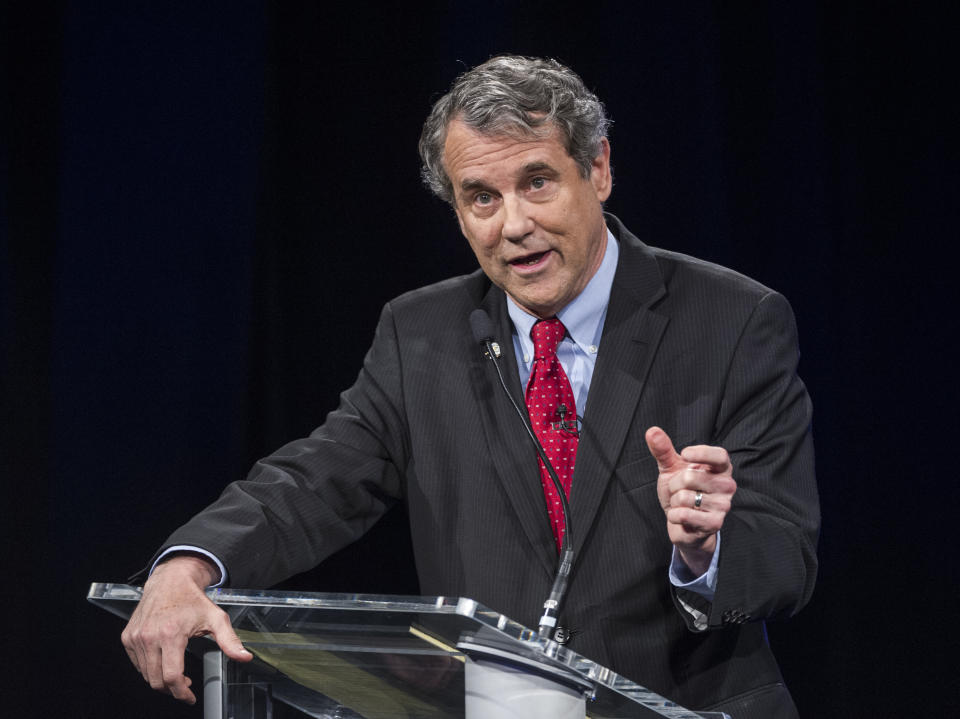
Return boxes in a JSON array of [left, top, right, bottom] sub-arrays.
[[464, 656, 586, 719]]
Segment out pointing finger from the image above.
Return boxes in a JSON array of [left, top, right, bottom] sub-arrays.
[[670, 468, 738, 496], [679, 444, 731, 472]]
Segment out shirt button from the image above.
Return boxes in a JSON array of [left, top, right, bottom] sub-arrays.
[[587, 345, 598, 354]]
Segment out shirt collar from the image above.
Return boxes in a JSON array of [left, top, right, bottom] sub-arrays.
[[507, 227, 619, 351]]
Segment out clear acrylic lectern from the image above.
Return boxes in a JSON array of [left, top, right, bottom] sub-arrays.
[[88, 583, 729, 719]]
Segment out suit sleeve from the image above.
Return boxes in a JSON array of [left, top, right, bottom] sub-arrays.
[[673, 291, 819, 630], [147, 302, 410, 589]]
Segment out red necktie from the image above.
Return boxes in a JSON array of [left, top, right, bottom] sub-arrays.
[[525, 319, 578, 553]]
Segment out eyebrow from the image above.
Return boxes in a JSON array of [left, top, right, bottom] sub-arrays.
[[521, 161, 558, 176], [459, 178, 491, 194]]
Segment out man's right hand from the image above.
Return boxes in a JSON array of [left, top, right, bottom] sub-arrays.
[[121, 554, 252, 704]]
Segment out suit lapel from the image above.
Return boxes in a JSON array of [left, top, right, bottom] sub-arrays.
[[471, 284, 558, 579], [467, 217, 669, 572], [568, 218, 668, 553]]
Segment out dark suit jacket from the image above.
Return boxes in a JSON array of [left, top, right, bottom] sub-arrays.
[[159, 215, 818, 717]]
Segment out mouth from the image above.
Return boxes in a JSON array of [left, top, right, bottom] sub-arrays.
[[508, 249, 552, 271]]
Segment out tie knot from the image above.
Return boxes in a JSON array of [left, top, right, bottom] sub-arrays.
[[531, 318, 566, 358]]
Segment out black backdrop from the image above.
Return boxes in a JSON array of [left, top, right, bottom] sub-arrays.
[[2, 2, 957, 716]]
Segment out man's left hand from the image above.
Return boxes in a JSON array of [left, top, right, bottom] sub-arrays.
[[645, 426, 737, 576]]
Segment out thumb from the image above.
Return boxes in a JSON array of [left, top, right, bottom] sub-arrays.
[[209, 612, 253, 662], [645, 426, 682, 472]]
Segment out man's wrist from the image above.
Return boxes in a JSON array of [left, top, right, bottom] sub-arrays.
[[677, 535, 717, 576], [152, 545, 227, 587], [152, 552, 219, 588], [669, 533, 721, 602]]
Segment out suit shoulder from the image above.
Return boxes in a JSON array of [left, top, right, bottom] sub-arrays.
[[650, 247, 777, 304], [642, 247, 800, 340], [385, 269, 489, 321]]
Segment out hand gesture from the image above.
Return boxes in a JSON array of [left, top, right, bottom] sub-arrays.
[[645, 426, 738, 575]]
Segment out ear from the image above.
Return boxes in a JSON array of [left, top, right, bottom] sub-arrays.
[[590, 137, 613, 202]]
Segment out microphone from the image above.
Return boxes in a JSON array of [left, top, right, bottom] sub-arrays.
[[468, 309, 501, 359], [469, 309, 575, 642], [551, 403, 580, 436]]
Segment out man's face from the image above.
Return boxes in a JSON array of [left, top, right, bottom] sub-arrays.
[[443, 119, 612, 319]]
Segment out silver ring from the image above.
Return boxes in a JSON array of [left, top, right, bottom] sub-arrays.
[[694, 491, 703, 508]]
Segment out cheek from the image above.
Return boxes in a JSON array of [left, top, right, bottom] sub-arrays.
[[464, 234, 499, 271], [466, 225, 500, 255]]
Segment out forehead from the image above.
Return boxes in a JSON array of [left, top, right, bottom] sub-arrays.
[[442, 120, 571, 183]]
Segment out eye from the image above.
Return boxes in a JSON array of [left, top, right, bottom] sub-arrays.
[[530, 177, 547, 190], [475, 192, 493, 205]]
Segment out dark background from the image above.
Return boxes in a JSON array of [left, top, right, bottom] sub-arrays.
[[2, 2, 957, 716]]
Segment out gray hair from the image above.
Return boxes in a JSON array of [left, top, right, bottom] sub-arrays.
[[418, 55, 611, 205]]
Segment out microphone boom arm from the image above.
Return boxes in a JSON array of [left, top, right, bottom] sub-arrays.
[[477, 331, 575, 641]]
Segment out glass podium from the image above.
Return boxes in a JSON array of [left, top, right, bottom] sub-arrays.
[[88, 583, 730, 719]]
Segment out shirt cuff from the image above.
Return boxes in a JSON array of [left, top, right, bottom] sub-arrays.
[[668, 532, 720, 602], [152, 545, 227, 588]]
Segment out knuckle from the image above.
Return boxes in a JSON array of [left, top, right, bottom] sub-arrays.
[[711, 478, 732, 496], [162, 668, 182, 686], [158, 619, 185, 639]]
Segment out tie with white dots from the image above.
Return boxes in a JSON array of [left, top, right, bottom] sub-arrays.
[[525, 318, 578, 553]]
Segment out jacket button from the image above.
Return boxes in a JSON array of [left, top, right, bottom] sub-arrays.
[[722, 609, 745, 625], [553, 626, 571, 644]]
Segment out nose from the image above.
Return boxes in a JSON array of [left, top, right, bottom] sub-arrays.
[[501, 194, 535, 243]]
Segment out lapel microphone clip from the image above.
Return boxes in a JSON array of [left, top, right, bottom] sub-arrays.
[[551, 403, 581, 437]]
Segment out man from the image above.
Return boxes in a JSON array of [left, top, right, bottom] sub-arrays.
[[122, 56, 818, 718]]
